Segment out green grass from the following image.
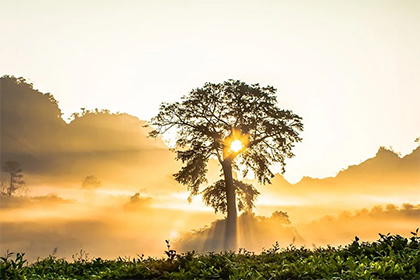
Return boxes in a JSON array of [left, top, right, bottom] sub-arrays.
[[1, 230, 419, 280]]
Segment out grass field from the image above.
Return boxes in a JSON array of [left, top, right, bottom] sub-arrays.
[[1, 230, 419, 280]]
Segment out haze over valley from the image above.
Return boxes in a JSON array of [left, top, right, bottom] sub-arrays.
[[1, 76, 418, 262]]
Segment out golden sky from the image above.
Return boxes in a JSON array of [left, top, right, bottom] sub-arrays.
[[1, 0, 419, 183]]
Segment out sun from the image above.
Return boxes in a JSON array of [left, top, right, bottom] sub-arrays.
[[223, 129, 249, 157], [230, 140, 243, 153]]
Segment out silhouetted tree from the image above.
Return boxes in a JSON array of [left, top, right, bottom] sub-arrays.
[[81, 175, 102, 189], [270, 211, 291, 225], [123, 192, 152, 212], [148, 79, 303, 250], [2, 161, 25, 196]]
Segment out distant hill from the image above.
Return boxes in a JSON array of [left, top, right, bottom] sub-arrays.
[[0, 75, 179, 192], [251, 146, 420, 203], [334, 146, 419, 185], [1, 75, 66, 155]]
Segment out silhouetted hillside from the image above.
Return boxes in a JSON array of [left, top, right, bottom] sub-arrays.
[[1, 76, 66, 155], [334, 146, 418, 185], [315, 146, 417, 187], [399, 146, 420, 176], [248, 145, 419, 205], [0, 75, 179, 191], [67, 111, 167, 151]]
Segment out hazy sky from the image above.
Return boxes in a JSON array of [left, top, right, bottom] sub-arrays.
[[1, 0, 419, 182]]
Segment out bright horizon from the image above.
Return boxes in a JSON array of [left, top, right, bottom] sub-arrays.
[[1, 0, 420, 183]]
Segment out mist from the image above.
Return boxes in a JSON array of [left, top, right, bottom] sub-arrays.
[[1, 187, 418, 263], [1, 76, 419, 263], [0, 192, 220, 262]]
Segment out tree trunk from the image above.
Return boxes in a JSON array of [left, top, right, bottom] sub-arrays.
[[222, 158, 237, 251]]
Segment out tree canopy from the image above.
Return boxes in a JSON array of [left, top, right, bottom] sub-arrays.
[[202, 179, 260, 214], [149, 79, 303, 193]]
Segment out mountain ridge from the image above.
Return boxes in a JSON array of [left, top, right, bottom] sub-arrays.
[[1, 75, 418, 196]]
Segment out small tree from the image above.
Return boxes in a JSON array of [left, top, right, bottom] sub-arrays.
[[81, 175, 102, 189], [270, 211, 291, 225], [149, 80, 303, 250], [2, 161, 25, 196]]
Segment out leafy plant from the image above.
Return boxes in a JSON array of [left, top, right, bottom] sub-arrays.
[[164, 240, 177, 261], [0, 231, 418, 280]]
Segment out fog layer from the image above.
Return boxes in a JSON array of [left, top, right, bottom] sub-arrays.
[[1, 76, 419, 262]]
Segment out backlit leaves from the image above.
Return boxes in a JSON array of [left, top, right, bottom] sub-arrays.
[[148, 79, 303, 201], [201, 179, 260, 214]]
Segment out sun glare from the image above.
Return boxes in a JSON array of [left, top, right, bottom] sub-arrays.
[[170, 230, 179, 239], [231, 140, 243, 153]]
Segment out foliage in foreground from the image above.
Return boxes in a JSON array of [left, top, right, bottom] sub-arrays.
[[1, 230, 419, 280]]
